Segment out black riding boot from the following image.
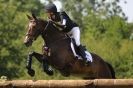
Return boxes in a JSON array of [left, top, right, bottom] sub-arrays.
[[77, 45, 89, 64]]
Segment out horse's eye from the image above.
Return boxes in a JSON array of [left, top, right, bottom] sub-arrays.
[[31, 21, 36, 26], [30, 20, 36, 23]]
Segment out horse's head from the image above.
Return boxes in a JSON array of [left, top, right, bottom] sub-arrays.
[[24, 13, 66, 47], [24, 14, 45, 47]]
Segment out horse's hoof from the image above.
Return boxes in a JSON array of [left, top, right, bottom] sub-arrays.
[[45, 69, 54, 76], [46, 70, 53, 76], [43, 66, 54, 76], [27, 69, 35, 77], [60, 71, 70, 77]]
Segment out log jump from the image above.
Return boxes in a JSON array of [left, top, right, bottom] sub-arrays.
[[0, 79, 133, 88]]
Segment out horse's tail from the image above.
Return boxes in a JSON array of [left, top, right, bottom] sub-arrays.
[[106, 62, 116, 79]]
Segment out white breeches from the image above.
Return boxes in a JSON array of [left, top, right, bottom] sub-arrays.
[[68, 27, 93, 62], [67, 27, 80, 46]]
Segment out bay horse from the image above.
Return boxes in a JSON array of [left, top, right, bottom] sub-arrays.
[[24, 14, 115, 79]]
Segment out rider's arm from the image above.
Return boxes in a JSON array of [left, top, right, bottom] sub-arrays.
[[52, 21, 66, 29], [50, 14, 67, 30]]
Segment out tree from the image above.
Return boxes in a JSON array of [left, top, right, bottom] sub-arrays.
[[0, 0, 43, 79]]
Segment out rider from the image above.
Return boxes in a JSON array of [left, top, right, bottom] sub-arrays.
[[45, 3, 91, 64]]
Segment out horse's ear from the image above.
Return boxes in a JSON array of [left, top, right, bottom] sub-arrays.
[[32, 13, 37, 20], [27, 15, 33, 20]]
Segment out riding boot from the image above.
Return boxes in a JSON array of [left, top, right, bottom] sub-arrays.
[[77, 45, 90, 65]]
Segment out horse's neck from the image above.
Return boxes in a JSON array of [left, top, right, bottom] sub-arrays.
[[41, 22, 66, 46]]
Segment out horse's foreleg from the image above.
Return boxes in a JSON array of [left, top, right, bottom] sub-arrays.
[[26, 52, 33, 69], [26, 51, 44, 68], [42, 59, 53, 76], [33, 52, 54, 76], [26, 51, 53, 76], [26, 51, 39, 76]]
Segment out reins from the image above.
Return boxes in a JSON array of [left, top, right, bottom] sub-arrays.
[[42, 20, 50, 33]]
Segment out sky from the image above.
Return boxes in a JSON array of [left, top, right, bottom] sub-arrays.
[[41, 0, 133, 23], [119, 0, 133, 23]]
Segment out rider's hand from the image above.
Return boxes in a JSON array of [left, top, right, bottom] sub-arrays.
[[48, 19, 52, 22], [49, 19, 55, 24], [47, 17, 53, 22]]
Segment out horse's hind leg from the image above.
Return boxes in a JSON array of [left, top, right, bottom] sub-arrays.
[[106, 62, 116, 79], [83, 77, 95, 80]]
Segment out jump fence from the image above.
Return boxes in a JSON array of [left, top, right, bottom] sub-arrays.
[[0, 79, 133, 88]]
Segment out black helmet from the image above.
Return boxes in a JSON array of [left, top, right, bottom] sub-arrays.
[[45, 3, 57, 13]]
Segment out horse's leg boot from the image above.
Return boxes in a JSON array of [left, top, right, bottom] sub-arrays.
[[42, 60, 53, 76]]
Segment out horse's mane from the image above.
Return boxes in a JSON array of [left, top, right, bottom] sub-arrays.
[[38, 18, 48, 24], [37, 18, 63, 33], [37, 18, 66, 37]]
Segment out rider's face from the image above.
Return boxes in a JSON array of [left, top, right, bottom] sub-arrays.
[[47, 12, 55, 20]]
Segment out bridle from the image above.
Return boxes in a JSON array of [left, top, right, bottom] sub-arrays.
[[25, 19, 68, 45], [26, 19, 50, 37], [43, 20, 50, 33], [25, 20, 42, 40]]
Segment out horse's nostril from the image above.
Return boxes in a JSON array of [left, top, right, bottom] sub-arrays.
[[24, 41, 27, 45], [24, 40, 28, 44], [24, 42, 28, 46]]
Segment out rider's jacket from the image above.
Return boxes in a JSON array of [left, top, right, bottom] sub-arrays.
[[51, 11, 78, 32]]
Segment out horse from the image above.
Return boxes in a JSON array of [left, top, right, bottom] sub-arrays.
[[24, 14, 115, 79]]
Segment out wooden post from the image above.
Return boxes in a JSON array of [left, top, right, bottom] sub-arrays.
[[0, 80, 93, 88], [94, 79, 133, 88], [0, 79, 133, 88]]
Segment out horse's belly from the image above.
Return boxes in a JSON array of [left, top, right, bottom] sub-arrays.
[[70, 61, 95, 78], [71, 73, 95, 78]]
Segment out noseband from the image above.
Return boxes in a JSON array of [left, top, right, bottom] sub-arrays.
[[26, 20, 50, 37]]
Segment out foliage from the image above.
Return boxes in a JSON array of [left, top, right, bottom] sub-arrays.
[[82, 15, 133, 78], [0, 0, 44, 79], [0, 0, 133, 79]]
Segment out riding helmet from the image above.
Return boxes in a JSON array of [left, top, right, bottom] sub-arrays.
[[45, 3, 57, 13]]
